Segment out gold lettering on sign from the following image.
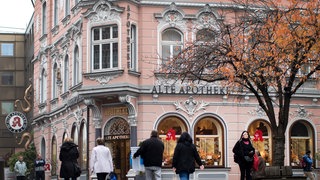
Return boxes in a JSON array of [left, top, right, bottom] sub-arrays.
[[105, 107, 129, 116]]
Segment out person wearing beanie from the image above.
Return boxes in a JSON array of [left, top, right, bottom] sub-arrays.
[[233, 131, 255, 180]]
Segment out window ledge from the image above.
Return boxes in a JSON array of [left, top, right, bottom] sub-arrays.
[[128, 70, 141, 77]]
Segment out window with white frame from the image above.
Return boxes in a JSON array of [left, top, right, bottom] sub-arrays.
[[161, 28, 183, 65], [73, 46, 80, 85], [54, 0, 59, 26], [130, 24, 137, 71], [52, 63, 58, 99], [64, 55, 69, 92], [65, 0, 70, 16], [1, 43, 14, 56], [40, 69, 47, 103], [92, 25, 118, 70], [42, 2, 47, 35]]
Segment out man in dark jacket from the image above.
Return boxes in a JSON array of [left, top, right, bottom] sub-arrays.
[[133, 130, 164, 180], [34, 154, 45, 180]]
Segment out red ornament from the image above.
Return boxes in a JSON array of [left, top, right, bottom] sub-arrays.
[[253, 129, 263, 142], [166, 128, 176, 141]]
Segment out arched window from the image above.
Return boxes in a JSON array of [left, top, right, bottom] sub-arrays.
[[73, 46, 80, 85], [157, 116, 188, 167], [194, 117, 224, 166], [289, 121, 314, 167], [41, 138, 46, 162], [40, 68, 47, 103], [62, 131, 68, 143], [52, 63, 58, 99], [51, 136, 57, 176], [161, 29, 183, 65], [196, 28, 216, 42], [64, 55, 69, 92], [248, 120, 272, 165], [42, 2, 47, 35], [71, 124, 79, 145], [79, 122, 87, 169]]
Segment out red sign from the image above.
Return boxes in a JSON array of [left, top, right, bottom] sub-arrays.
[[44, 163, 51, 171]]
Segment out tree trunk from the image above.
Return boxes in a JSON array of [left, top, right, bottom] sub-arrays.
[[272, 134, 285, 166]]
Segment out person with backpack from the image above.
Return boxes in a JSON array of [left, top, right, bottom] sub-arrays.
[[302, 150, 315, 180]]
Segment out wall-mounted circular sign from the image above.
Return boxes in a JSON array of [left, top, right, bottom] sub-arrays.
[[5, 111, 27, 133]]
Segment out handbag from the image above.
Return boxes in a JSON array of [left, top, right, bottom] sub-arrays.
[[73, 163, 81, 177], [244, 155, 253, 162], [106, 171, 117, 180]]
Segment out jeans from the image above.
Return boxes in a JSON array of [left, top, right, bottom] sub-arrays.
[[35, 171, 45, 180], [179, 171, 189, 180], [145, 166, 161, 180]]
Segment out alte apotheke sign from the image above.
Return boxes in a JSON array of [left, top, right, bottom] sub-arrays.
[[5, 111, 27, 133], [152, 85, 229, 95]]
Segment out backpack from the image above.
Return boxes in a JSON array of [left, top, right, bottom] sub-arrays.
[[300, 157, 306, 168]]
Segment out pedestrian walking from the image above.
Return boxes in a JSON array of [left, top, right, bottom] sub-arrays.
[[233, 131, 255, 180], [133, 130, 164, 180], [35, 153, 46, 180], [302, 150, 315, 180], [172, 132, 204, 180], [59, 137, 81, 180], [90, 137, 114, 180], [14, 155, 27, 180]]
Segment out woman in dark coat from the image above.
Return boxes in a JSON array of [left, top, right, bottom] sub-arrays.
[[59, 138, 80, 180], [233, 131, 255, 180], [172, 132, 204, 180]]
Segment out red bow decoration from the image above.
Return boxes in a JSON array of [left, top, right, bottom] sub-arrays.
[[253, 129, 263, 141], [166, 128, 176, 141]]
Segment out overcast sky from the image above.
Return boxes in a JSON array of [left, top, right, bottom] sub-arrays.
[[0, 0, 34, 33]]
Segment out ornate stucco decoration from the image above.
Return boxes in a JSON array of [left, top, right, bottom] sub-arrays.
[[290, 105, 313, 119], [155, 2, 188, 29], [119, 95, 137, 126], [83, 0, 124, 23], [84, 98, 102, 128], [174, 96, 208, 116], [74, 106, 83, 126], [84, 70, 123, 85], [51, 124, 57, 134], [248, 106, 266, 117]]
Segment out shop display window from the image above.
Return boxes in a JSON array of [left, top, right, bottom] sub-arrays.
[[194, 118, 223, 167], [289, 121, 314, 167], [248, 121, 271, 165], [157, 116, 187, 167]]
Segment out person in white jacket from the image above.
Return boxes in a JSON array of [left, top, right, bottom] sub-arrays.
[[90, 137, 114, 180]]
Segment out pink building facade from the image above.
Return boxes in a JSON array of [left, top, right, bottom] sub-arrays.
[[32, 0, 320, 179]]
